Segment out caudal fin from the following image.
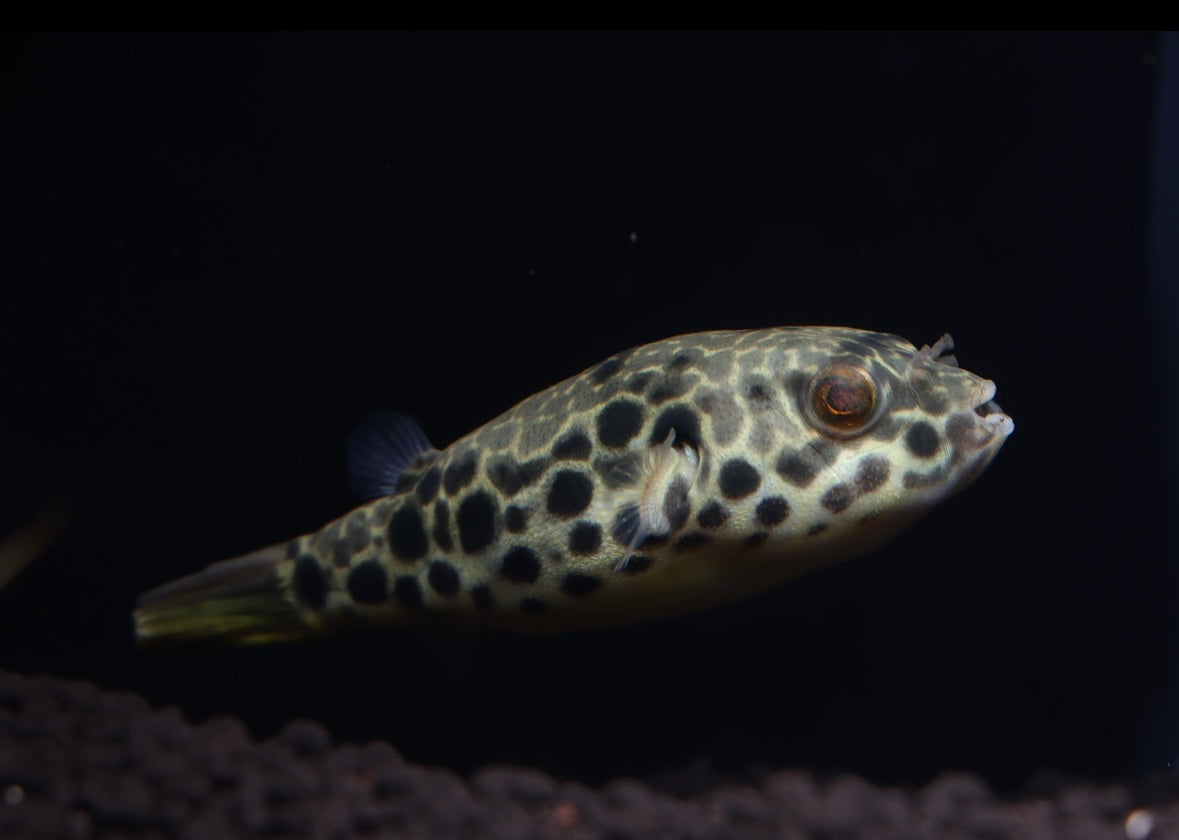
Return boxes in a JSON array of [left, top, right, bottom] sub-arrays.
[[134, 545, 311, 647]]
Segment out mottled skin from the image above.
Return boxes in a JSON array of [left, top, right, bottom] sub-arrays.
[[135, 327, 1013, 645]]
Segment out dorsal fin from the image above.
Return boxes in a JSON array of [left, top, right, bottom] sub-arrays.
[[347, 410, 437, 501]]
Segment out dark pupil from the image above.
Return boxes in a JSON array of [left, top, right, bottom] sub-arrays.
[[825, 381, 867, 415]]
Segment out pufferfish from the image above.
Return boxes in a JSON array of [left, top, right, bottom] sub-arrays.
[[134, 327, 1013, 646]]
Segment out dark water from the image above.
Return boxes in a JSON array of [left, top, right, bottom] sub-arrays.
[[0, 32, 1167, 791]]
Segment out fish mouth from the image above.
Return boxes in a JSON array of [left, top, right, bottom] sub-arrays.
[[972, 380, 1015, 438]]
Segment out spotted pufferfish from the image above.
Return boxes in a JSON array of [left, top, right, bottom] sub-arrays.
[[134, 326, 1013, 646]]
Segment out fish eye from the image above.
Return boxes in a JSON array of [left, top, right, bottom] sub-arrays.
[[805, 364, 880, 437]]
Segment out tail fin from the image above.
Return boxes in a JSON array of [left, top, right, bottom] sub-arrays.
[[134, 545, 312, 647]]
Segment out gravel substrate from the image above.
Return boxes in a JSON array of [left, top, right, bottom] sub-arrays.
[[1, 669, 1176, 840]]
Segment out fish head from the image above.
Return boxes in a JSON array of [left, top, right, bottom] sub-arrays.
[[752, 328, 1014, 563]]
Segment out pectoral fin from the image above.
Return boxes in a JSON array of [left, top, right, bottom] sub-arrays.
[[598, 429, 699, 572]]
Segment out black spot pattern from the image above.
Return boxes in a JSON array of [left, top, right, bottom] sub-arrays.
[[568, 521, 602, 555], [776, 452, 817, 487], [756, 496, 790, 527], [719, 458, 761, 499], [501, 546, 541, 583], [669, 350, 696, 369], [457, 491, 497, 554], [745, 382, 772, 405], [347, 560, 388, 605], [648, 374, 691, 405], [808, 523, 828, 536], [663, 476, 691, 531], [415, 466, 442, 504], [621, 554, 654, 574], [427, 560, 460, 596], [597, 400, 644, 448], [392, 575, 423, 608], [918, 389, 951, 416], [821, 484, 855, 514], [552, 430, 592, 460], [905, 421, 940, 458], [650, 404, 701, 447], [517, 457, 550, 488], [432, 499, 454, 552], [697, 500, 730, 529], [394, 472, 418, 493], [625, 371, 655, 393], [560, 572, 603, 596], [471, 584, 493, 609], [546, 470, 594, 517], [520, 598, 547, 615], [744, 532, 768, 547], [486, 457, 522, 496], [294, 555, 328, 610], [591, 356, 624, 384], [855, 456, 890, 494], [389, 505, 428, 561], [443, 451, 479, 496], [674, 532, 711, 551], [504, 505, 528, 533]]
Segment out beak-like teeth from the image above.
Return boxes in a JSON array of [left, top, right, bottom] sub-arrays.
[[971, 379, 1014, 436], [974, 393, 1015, 438], [980, 409, 1015, 438]]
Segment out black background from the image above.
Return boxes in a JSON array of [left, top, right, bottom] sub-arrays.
[[0, 32, 1168, 791]]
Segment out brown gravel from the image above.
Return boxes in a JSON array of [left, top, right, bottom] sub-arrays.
[[2, 670, 1177, 840]]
